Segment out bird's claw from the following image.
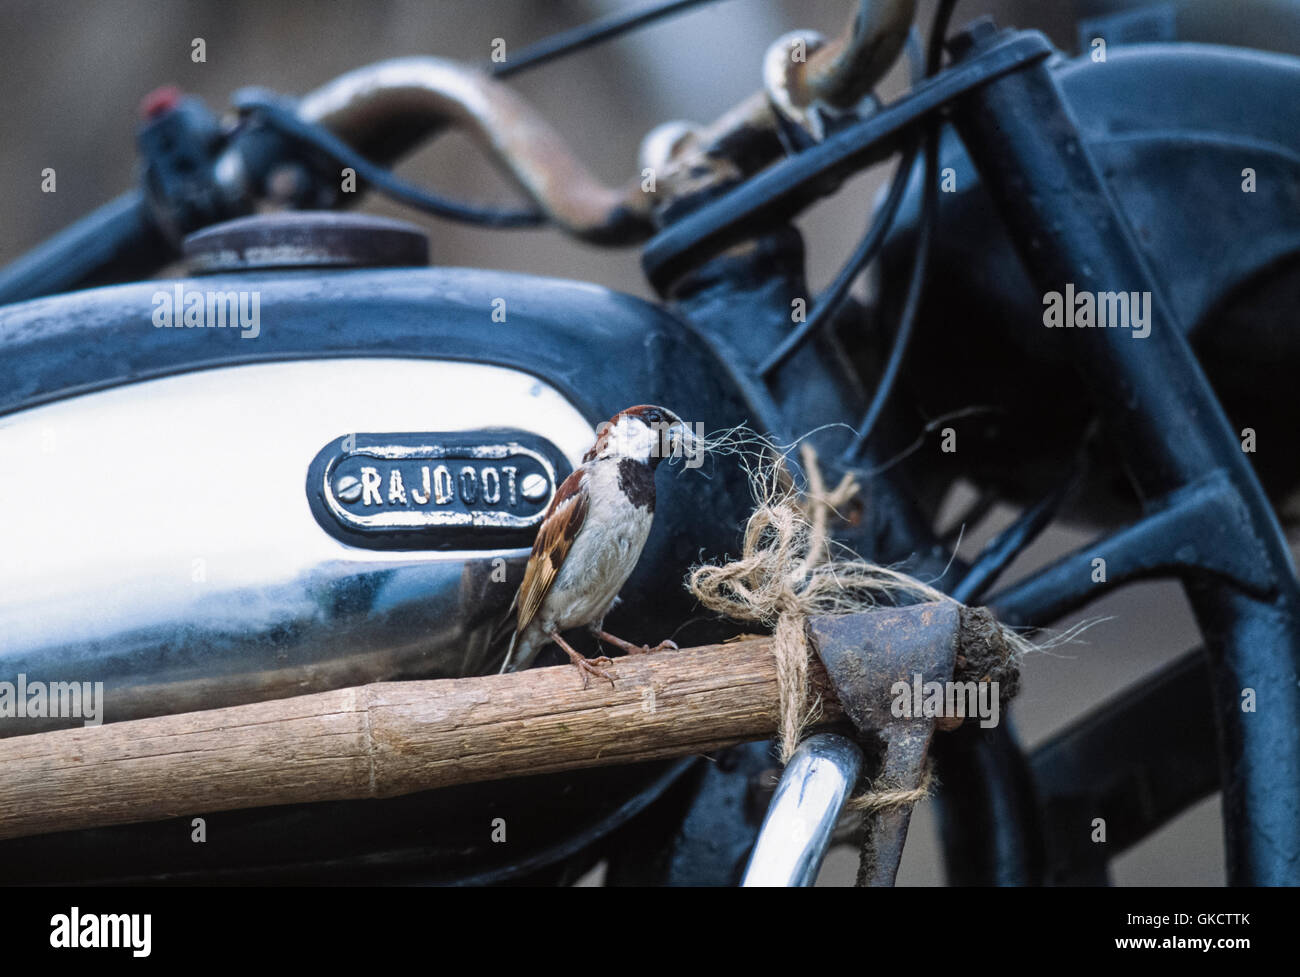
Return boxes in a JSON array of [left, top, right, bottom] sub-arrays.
[[628, 638, 678, 655], [567, 651, 615, 689], [591, 629, 678, 658]]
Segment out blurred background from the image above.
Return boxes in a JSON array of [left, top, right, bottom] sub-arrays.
[[5, 0, 1300, 885]]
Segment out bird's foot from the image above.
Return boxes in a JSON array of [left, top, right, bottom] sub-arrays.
[[566, 649, 615, 689], [594, 629, 678, 657], [548, 631, 615, 688]]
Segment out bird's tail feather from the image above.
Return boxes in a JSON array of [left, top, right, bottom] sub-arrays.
[[499, 628, 520, 674], [494, 589, 521, 673]]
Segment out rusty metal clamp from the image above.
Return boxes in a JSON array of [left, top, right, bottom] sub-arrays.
[[743, 600, 1017, 886]]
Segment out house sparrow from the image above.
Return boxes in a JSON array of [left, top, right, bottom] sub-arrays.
[[500, 405, 694, 687]]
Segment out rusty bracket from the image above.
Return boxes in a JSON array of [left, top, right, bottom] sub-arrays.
[[808, 601, 1015, 885]]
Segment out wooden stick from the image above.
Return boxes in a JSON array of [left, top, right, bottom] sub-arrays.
[[0, 637, 843, 841]]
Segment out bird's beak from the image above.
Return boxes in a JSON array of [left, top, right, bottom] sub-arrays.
[[665, 418, 702, 469]]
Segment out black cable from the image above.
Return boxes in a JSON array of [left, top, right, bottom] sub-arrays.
[[759, 26, 926, 381], [492, 0, 732, 78], [235, 94, 546, 228], [843, 0, 959, 462], [950, 480, 1071, 605], [951, 423, 1095, 602], [759, 140, 920, 380], [923, 0, 961, 130], [843, 128, 937, 459]]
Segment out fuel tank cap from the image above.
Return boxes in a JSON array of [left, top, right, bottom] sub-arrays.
[[184, 211, 429, 273]]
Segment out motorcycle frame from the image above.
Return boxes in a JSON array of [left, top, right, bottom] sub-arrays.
[[645, 24, 1300, 886]]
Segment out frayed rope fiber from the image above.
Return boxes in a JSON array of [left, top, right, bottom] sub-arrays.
[[686, 435, 1037, 812], [845, 770, 935, 814]]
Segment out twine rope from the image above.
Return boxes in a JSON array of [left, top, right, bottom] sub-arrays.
[[843, 769, 934, 813], [688, 442, 952, 810]]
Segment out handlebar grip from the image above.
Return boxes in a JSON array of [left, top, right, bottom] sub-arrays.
[[0, 190, 176, 308]]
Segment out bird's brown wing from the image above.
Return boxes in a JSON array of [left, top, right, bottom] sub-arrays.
[[515, 467, 589, 637]]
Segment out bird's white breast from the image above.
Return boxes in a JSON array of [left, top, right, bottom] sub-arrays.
[[543, 459, 654, 630]]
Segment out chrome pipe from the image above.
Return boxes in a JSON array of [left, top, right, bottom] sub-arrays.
[[741, 733, 864, 887]]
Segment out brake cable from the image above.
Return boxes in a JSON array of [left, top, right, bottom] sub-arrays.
[[492, 0, 736, 79], [843, 0, 960, 462], [759, 136, 920, 379], [233, 91, 547, 228], [756, 3, 954, 417], [233, 0, 737, 230], [759, 24, 925, 381]]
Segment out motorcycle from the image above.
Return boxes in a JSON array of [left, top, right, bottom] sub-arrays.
[[3, 0, 1300, 885]]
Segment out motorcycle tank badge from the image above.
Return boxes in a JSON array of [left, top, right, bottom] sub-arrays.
[[307, 431, 570, 550]]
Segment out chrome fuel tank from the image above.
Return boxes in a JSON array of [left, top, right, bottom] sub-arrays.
[[0, 265, 756, 740], [0, 357, 591, 732]]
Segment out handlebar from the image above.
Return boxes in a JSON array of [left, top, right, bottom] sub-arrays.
[[0, 191, 173, 307], [290, 57, 655, 244], [0, 0, 918, 304]]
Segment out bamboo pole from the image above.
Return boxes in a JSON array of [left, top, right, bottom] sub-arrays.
[[0, 637, 843, 841]]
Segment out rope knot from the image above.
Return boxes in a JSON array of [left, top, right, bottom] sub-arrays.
[[689, 442, 935, 764]]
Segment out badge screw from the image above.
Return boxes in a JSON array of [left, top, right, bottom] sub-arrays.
[[335, 474, 364, 503], [520, 473, 549, 501]]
